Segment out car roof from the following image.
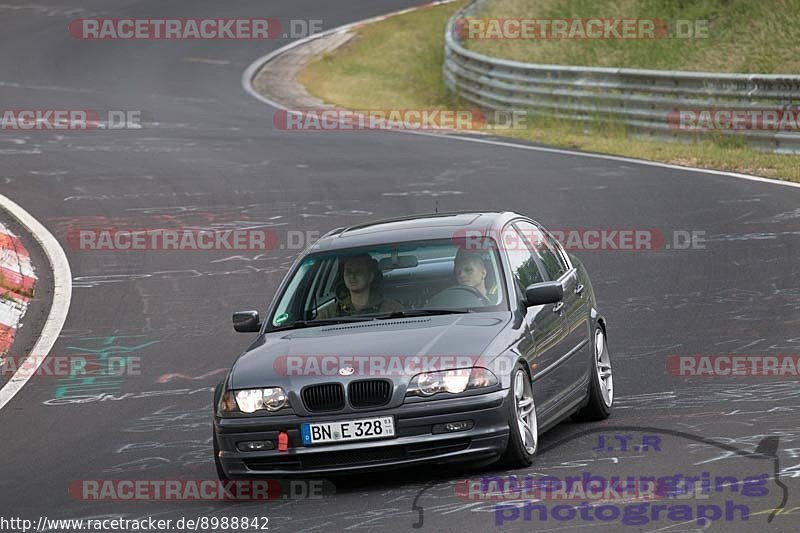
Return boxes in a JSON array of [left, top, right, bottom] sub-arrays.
[[308, 211, 527, 252]]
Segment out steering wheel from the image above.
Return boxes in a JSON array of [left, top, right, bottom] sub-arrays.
[[427, 285, 490, 307]]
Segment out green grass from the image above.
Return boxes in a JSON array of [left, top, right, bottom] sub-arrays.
[[298, 1, 463, 109], [466, 0, 800, 73], [299, 0, 800, 182]]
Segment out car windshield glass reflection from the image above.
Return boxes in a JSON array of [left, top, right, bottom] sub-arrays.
[[268, 238, 507, 329]]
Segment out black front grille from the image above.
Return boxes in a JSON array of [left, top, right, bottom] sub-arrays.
[[301, 446, 406, 468], [349, 379, 392, 408], [302, 383, 345, 412]]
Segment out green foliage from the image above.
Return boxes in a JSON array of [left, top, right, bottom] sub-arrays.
[[298, 0, 800, 182], [468, 0, 800, 73]]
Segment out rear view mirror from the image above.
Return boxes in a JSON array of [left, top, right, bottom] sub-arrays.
[[525, 281, 563, 307], [378, 255, 418, 270], [233, 310, 261, 332]]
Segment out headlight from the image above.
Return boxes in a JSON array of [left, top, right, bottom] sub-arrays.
[[222, 387, 288, 413], [407, 368, 498, 397]]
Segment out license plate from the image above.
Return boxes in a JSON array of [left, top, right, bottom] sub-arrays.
[[301, 416, 395, 445]]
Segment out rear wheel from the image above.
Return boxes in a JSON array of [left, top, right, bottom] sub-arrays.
[[573, 326, 613, 421], [498, 363, 537, 468]]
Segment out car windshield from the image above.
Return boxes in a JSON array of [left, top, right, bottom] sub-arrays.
[[267, 237, 508, 330]]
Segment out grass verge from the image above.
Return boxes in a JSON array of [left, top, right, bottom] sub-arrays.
[[465, 0, 800, 73], [298, 0, 800, 183]]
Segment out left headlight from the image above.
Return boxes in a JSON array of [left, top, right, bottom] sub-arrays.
[[220, 387, 288, 414], [406, 368, 498, 397]]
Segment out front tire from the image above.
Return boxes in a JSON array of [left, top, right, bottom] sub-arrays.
[[498, 363, 537, 468], [573, 326, 613, 421]]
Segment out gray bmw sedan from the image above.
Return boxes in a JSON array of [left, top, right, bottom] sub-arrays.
[[213, 212, 612, 477]]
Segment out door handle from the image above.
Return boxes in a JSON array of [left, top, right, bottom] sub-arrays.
[[552, 301, 565, 314], [575, 284, 585, 296]]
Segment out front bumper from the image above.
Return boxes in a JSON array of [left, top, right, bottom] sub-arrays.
[[215, 389, 509, 476]]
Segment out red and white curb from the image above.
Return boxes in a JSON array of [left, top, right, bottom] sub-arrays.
[[0, 194, 72, 410], [0, 221, 37, 358]]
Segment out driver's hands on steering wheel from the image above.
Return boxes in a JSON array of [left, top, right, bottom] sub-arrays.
[[425, 284, 490, 308], [456, 283, 491, 304]]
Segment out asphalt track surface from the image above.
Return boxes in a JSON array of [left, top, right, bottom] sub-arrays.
[[1, 1, 800, 531]]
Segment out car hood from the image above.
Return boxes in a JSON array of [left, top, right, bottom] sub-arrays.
[[229, 312, 511, 390]]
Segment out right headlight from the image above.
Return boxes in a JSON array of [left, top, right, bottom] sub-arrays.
[[219, 387, 288, 414], [406, 367, 498, 397]]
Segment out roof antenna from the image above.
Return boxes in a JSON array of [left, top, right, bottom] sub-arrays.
[[435, 200, 439, 214]]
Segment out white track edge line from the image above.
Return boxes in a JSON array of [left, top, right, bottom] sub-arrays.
[[0, 194, 72, 410], [241, 1, 800, 190]]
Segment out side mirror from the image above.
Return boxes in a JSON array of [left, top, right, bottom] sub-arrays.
[[524, 281, 563, 307], [233, 311, 261, 333]]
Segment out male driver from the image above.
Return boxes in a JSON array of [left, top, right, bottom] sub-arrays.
[[317, 254, 402, 318]]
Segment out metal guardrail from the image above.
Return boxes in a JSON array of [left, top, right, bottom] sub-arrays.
[[444, 0, 800, 153]]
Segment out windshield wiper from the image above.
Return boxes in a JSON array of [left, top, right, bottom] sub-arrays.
[[272, 310, 474, 330], [272, 317, 373, 331], [373, 309, 473, 320]]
